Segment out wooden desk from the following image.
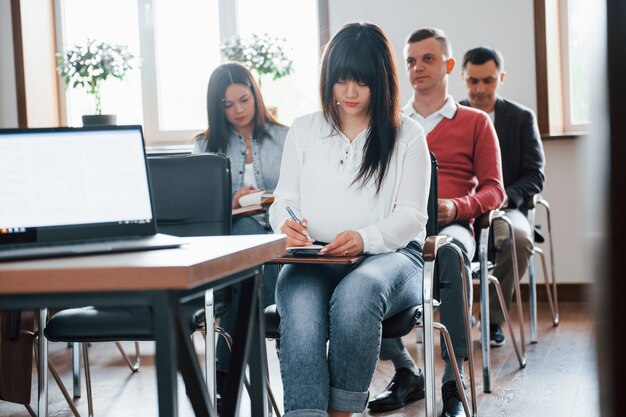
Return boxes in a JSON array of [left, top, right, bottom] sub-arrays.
[[0, 235, 286, 417]]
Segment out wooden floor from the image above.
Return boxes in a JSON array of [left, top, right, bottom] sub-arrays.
[[0, 302, 599, 417]]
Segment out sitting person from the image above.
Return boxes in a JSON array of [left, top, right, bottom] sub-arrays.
[[369, 28, 504, 417], [192, 62, 288, 405], [460, 46, 545, 346], [268, 22, 431, 417]]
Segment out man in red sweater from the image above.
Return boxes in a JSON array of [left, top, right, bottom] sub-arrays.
[[368, 28, 505, 417]]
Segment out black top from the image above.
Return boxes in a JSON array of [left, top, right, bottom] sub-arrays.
[[459, 97, 545, 212]]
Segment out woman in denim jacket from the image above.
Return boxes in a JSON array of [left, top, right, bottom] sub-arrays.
[[192, 62, 288, 406]]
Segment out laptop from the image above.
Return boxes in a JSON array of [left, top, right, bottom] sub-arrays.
[[0, 125, 184, 262]]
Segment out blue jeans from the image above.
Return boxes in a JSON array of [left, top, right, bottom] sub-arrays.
[[215, 216, 278, 373], [276, 245, 423, 417]]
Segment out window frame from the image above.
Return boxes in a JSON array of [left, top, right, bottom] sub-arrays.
[[53, 0, 330, 146], [534, 0, 589, 136], [558, 0, 590, 132]]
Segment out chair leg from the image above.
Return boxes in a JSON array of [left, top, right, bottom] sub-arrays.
[[475, 227, 492, 394], [488, 276, 526, 368], [536, 248, 560, 326], [34, 336, 82, 417], [72, 342, 81, 398], [203, 288, 217, 410], [422, 253, 438, 417], [48, 358, 83, 417], [82, 342, 94, 417], [434, 323, 474, 417], [537, 197, 559, 326], [24, 404, 37, 417], [215, 326, 282, 417], [528, 250, 539, 343], [445, 241, 478, 415], [114, 342, 141, 372], [495, 214, 528, 350], [263, 342, 281, 417]]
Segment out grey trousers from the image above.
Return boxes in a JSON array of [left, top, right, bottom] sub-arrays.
[[490, 208, 534, 324], [380, 224, 475, 361]]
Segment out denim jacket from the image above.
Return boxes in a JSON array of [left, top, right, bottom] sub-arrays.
[[192, 123, 288, 197]]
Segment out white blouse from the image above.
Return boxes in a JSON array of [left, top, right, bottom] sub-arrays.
[[269, 111, 430, 254]]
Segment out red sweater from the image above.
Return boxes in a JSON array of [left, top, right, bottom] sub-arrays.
[[427, 105, 505, 228]]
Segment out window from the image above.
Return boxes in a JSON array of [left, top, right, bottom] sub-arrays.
[[54, 0, 143, 127], [559, 0, 592, 131], [55, 0, 325, 145]]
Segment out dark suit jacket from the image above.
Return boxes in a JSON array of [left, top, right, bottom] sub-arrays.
[[459, 97, 545, 212]]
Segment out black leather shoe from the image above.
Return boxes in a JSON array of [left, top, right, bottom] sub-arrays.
[[216, 370, 227, 414], [489, 323, 506, 347], [441, 381, 466, 417], [367, 368, 425, 412]]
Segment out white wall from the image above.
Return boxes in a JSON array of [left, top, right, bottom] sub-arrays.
[[329, 0, 589, 283], [0, 0, 18, 128]]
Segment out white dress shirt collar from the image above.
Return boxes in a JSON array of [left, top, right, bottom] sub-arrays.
[[402, 95, 458, 135]]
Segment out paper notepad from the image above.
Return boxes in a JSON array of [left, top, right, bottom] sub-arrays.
[[238, 191, 274, 208], [287, 244, 325, 256]]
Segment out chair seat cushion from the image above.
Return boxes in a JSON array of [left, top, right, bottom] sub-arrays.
[[45, 307, 154, 342], [264, 305, 280, 339], [382, 306, 421, 339], [44, 294, 230, 343]]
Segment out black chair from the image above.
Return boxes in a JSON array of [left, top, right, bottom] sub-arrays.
[[44, 153, 232, 416], [264, 153, 475, 417]]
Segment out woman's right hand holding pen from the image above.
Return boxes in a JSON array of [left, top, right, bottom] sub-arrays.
[[281, 218, 314, 247], [282, 206, 314, 247]]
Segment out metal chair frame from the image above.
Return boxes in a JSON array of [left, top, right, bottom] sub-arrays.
[[422, 237, 476, 417], [471, 210, 527, 394], [527, 195, 559, 344]]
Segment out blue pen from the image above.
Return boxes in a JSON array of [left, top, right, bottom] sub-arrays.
[[286, 206, 312, 241]]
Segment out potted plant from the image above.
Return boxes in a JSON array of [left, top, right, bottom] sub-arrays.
[[56, 39, 135, 126], [220, 33, 294, 88]]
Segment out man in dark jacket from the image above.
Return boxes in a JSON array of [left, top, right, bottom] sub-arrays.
[[460, 46, 545, 346]]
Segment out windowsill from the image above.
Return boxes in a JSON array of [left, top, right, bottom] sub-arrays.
[[541, 132, 587, 140]]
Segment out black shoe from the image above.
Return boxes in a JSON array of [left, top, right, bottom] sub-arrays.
[[489, 323, 506, 347], [441, 381, 466, 417], [216, 370, 227, 414], [367, 368, 425, 412]]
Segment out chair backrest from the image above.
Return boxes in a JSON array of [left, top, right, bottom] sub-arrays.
[[147, 153, 232, 237], [426, 152, 439, 237]]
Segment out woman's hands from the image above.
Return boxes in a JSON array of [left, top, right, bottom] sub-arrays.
[[281, 218, 314, 247], [320, 230, 364, 256], [280, 219, 364, 257], [232, 185, 260, 209]]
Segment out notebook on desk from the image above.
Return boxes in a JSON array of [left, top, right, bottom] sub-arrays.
[[0, 125, 184, 262]]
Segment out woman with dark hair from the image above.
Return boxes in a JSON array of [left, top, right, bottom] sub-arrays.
[[193, 62, 288, 405], [268, 23, 430, 417]]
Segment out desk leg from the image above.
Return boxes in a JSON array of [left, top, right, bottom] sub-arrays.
[[176, 302, 214, 417], [248, 268, 269, 417], [38, 308, 48, 417], [152, 293, 179, 417], [222, 268, 266, 417]]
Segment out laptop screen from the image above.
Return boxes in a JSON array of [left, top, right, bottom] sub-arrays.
[[0, 125, 157, 246]]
